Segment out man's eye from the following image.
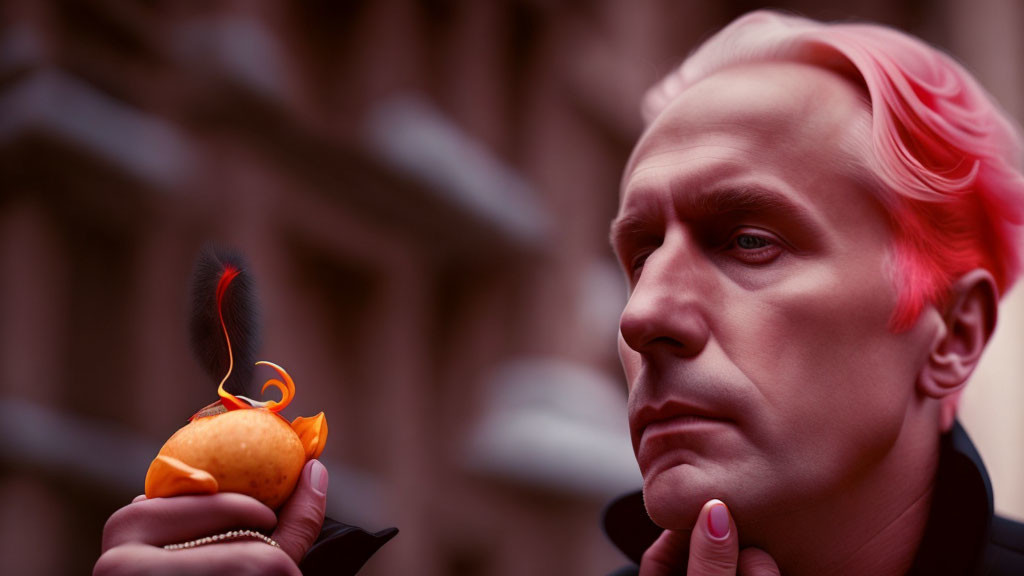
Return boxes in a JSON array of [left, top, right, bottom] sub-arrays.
[[735, 234, 770, 250], [726, 230, 783, 264]]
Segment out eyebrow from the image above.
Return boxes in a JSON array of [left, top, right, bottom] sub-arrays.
[[609, 184, 822, 250], [684, 185, 812, 222]]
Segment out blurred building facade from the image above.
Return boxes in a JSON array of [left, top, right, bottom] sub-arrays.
[[0, 1, 1022, 575]]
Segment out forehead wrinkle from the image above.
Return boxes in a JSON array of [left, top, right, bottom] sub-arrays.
[[624, 152, 745, 192], [622, 137, 757, 191], [621, 147, 753, 212]]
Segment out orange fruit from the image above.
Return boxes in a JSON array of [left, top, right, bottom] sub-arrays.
[[145, 408, 306, 509]]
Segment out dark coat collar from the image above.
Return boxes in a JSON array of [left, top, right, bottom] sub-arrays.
[[603, 421, 994, 571]]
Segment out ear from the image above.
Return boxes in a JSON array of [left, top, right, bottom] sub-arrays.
[[918, 269, 998, 431]]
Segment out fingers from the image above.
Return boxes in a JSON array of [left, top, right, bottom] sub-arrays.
[[738, 548, 782, 576], [272, 459, 329, 564], [94, 541, 299, 576], [638, 499, 781, 576], [97, 470, 325, 576], [101, 492, 277, 552], [686, 499, 739, 575], [639, 528, 691, 576]]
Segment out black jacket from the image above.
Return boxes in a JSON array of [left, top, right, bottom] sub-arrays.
[[603, 422, 1024, 575], [299, 519, 397, 575]]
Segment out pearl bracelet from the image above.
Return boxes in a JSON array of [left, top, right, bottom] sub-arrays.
[[163, 529, 280, 550]]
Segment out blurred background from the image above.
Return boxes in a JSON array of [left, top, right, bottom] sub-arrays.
[[1, 1, 1022, 574]]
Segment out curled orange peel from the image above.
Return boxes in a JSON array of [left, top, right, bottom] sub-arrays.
[[291, 412, 328, 460], [145, 455, 219, 498], [252, 360, 295, 412], [212, 361, 296, 414]]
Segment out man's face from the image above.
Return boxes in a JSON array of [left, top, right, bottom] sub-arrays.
[[612, 63, 939, 531]]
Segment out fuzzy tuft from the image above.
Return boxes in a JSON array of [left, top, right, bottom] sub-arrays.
[[189, 246, 261, 395]]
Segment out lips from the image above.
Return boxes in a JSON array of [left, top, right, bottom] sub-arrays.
[[632, 401, 729, 439], [631, 401, 732, 473]]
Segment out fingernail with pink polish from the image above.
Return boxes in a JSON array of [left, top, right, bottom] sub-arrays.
[[707, 500, 730, 540], [310, 460, 328, 496]]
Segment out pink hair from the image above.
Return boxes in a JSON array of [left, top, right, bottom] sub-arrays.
[[642, 10, 1024, 330]]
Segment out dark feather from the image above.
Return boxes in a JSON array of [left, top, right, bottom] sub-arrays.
[[188, 246, 260, 396]]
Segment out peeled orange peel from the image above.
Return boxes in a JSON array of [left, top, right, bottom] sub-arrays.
[[144, 263, 328, 509]]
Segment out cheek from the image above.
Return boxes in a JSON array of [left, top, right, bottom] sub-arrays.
[[715, 272, 920, 500], [726, 262, 914, 438]]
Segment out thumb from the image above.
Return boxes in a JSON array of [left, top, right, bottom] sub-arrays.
[[687, 499, 739, 576], [273, 459, 329, 565]]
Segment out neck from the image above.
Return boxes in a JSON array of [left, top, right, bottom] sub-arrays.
[[743, 419, 940, 576]]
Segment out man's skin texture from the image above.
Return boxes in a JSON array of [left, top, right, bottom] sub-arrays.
[[611, 62, 998, 576]]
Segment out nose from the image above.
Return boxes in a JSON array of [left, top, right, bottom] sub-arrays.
[[618, 232, 711, 359]]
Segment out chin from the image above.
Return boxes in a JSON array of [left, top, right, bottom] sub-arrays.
[[642, 464, 718, 530]]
